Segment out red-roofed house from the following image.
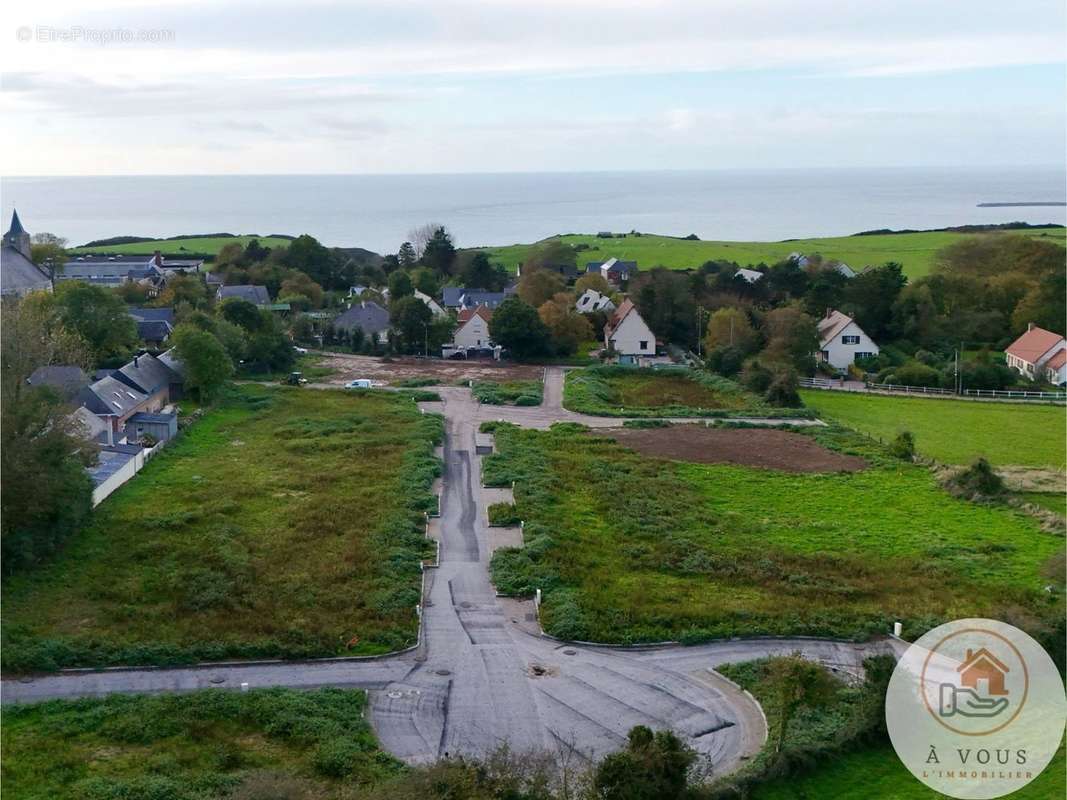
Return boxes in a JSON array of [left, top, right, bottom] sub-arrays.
[[1043, 349, 1067, 386], [449, 305, 494, 354], [604, 298, 656, 364], [817, 309, 879, 371], [1005, 323, 1065, 383]]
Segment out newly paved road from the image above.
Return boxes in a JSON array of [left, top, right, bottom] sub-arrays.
[[1, 367, 889, 774]]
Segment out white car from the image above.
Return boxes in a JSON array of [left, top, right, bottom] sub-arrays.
[[345, 379, 374, 389], [293, 346, 308, 354]]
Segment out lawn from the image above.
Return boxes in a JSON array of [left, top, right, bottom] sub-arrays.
[[2, 385, 443, 671], [0, 688, 400, 800], [563, 365, 806, 418], [475, 229, 1066, 280], [800, 390, 1067, 468], [485, 423, 1064, 644], [69, 235, 293, 257]]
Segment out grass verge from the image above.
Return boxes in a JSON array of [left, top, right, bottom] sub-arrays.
[[2, 385, 443, 671], [0, 688, 401, 799], [472, 379, 544, 406], [484, 422, 1064, 645]]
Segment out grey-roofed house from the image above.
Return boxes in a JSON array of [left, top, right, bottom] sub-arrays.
[[126, 410, 178, 444], [156, 348, 186, 399], [27, 365, 90, 400], [441, 287, 511, 311], [217, 284, 271, 305], [113, 353, 176, 408], [76, 375, 151, 442], [587, 258, 638, 285], [128, 307, 176, 325], [134, 319, 173, 346], [1, 210, 52, 297], [69, 405, 110, 443], [332, 300, 391, 343]]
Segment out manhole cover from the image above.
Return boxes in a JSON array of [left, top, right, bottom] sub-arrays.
[[209, 675, 226, 684], [563, 649, 577, 656], [387, 690, 403, 699], [17, 677, 34, 684], [460, 601, 473, 608], [435, 669, 451, 676]]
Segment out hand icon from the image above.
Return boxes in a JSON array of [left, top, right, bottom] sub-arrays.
[[939, 683, 1009, 718]]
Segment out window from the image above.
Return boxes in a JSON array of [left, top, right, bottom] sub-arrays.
[[855, 352, 874, 360], [639, 340, 649, 350], [842, 335, 860, 345]]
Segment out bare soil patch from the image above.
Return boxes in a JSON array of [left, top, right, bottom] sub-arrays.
[[317, 353, 544, 385], [605, 425, 868, 473]]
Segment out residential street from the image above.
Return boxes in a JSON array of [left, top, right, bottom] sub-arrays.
[[1, 371, 890, 774]]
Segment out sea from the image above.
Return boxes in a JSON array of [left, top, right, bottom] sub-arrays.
[[2, 167, 1065, 254]]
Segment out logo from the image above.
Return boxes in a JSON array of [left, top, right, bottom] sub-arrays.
[[886, 619, 1065, 799]]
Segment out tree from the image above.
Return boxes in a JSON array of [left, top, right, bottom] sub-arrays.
[[285, 234, 337, 288], [455, 251, 509, 292], [30, 232, 67, 285], [1, 296, 95, 572], [766, 655, 836, 754], [575, 272, 611, 296], [243, 238, 271, 263], [53, 281, 139, 366], [489, 296, 552, 359], [407, 223, 443, 260], [704, 307, 759, 355], [538, 294, 593, 356], [397, 241, 418, 268], [632, 268, 698, 348], [594, 725, 696, 800], [245, 314, 296, 373], [517, 267, 566, 309], [218, 297, 264, 331], [411, 267, 440, 297], [171, 324, 233, 401], [842, 262, 906, 341], [280, 272, 324, 308], [388, 270, 414, 299], [765, 368, 802, 407], [155, 273, 209, 309], [762, 306, 818, 373], [389, 295, 433, 355], [421, 226, 457, 275]]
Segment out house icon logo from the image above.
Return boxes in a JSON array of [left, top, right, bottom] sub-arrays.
[[920, 628, 1028, 737]]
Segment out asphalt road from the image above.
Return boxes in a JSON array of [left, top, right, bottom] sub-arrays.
[[1, 367, 891, 775]]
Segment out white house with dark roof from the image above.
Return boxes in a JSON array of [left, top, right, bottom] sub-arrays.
[[817, 309, 879, 370], [576, 288, 615, 313], [333, 300, 391, 344], [604, 298, 657, 363]]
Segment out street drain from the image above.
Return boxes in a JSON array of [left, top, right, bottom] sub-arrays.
[[387, 690, 403, 699], [563, 649, 577, 656], [209, 675, 226, 684], [436, 669, 451, 676]]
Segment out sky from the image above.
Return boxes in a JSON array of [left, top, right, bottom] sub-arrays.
[[1, 0, 1065, 175]]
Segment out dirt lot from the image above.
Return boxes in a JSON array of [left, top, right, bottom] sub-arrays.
[[605, 425, 868, 473], [317, 353, 544, 385]]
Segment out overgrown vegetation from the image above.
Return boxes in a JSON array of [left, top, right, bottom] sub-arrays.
[[487, 502, 521, 526], [563, 366, 810, 418], [2, 385, 443, 671], [0, 688, 402, 800], [485, 421, 1064, 645], [472, 379, 544, 406], [800, 389, 1066, 467]]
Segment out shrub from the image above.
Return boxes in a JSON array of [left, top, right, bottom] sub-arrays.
[[741, 361, 774, 394], [888, 431, 915, 461], [888, 362, 941, 388], [946, 458, 1005, 500], [488, 502, 521, 526], [765, 370, 802, 408]]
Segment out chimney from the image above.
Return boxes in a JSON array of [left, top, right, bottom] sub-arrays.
[[1028, 322, 1035, 331], [153, 250, 163, 267], [825, 308, 832, 319], [965, 648, 974, 662]]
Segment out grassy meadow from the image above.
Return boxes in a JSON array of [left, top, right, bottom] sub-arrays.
[[69, 235, 293, 257], [2, 385, 443, 671], [486, 422, 1064, 644], [0, 688, 400, 800], [476, 229, 1066, 280], [563, 365, 805, 418], [800, 390, 1067, 468]]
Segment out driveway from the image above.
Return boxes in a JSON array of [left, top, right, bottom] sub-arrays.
[[1, 373, 887, 775]]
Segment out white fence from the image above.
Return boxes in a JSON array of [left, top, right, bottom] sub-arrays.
[[800, 377, 1065, 402]]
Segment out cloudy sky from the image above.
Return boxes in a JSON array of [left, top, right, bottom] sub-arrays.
[[2, 0, 1064, 175]]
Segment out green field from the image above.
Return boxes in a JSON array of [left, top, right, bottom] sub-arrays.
[[69, 235, 293, 257], [486, 423, 1064, 643], [476, 229, 1066, 280], [563, 365, 802, 418], [800, 390, 1067, 468], [751, 744, 1065, 800], [2, 385, 442, 671], [0, 688, 399, 800]]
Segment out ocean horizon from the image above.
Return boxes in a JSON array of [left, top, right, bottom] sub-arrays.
[[3, 166, 1065, 255]]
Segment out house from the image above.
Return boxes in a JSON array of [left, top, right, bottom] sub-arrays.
[[576, 288, 615, 313], [58, 251, 199, 295], [956, 647, 1009, 696], [817, 309, 879, 371], [451, 306, 494, 352], [27, 365, 89, 400], [69, 405, 111, 443], [217, 284, 271, 306], [788, 252, 811, 268], [75, 375, 152, 441], [113, 352, 177, 409], [441, 286, 514, 311], [128, 307, 176, 347], [518, 262, 577, 281], [832, 261, 857, 279], [1, 210, 52, 297], [333, 300, 391, 343], [157, 348, 186, 399], [604, 298, 656, 363], [1004, 324, 1066, 382], [735, 268, 764, 284], [414, 289, 446, 317], [1044, 350, 1067, 386], [587, 258, 638, 285]]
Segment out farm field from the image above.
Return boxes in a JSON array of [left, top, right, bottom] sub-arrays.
[[563, 365, 799, 418], [486, 422, 1064, 644], [475, 228, 1066, 280], [1, 385, 442, 671], [0, 688, 400, 800], [799, 390, 1067, 468], [69, 235, 292, 257]]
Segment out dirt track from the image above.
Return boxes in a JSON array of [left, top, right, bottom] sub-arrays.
[[318, 353, 544, 385], [606, 425, 867, 473]]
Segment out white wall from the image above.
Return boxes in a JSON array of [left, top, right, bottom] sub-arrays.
[[820, 320, 879, 369], [607, 310, 655, 356], [454, 316, 491, 349]]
